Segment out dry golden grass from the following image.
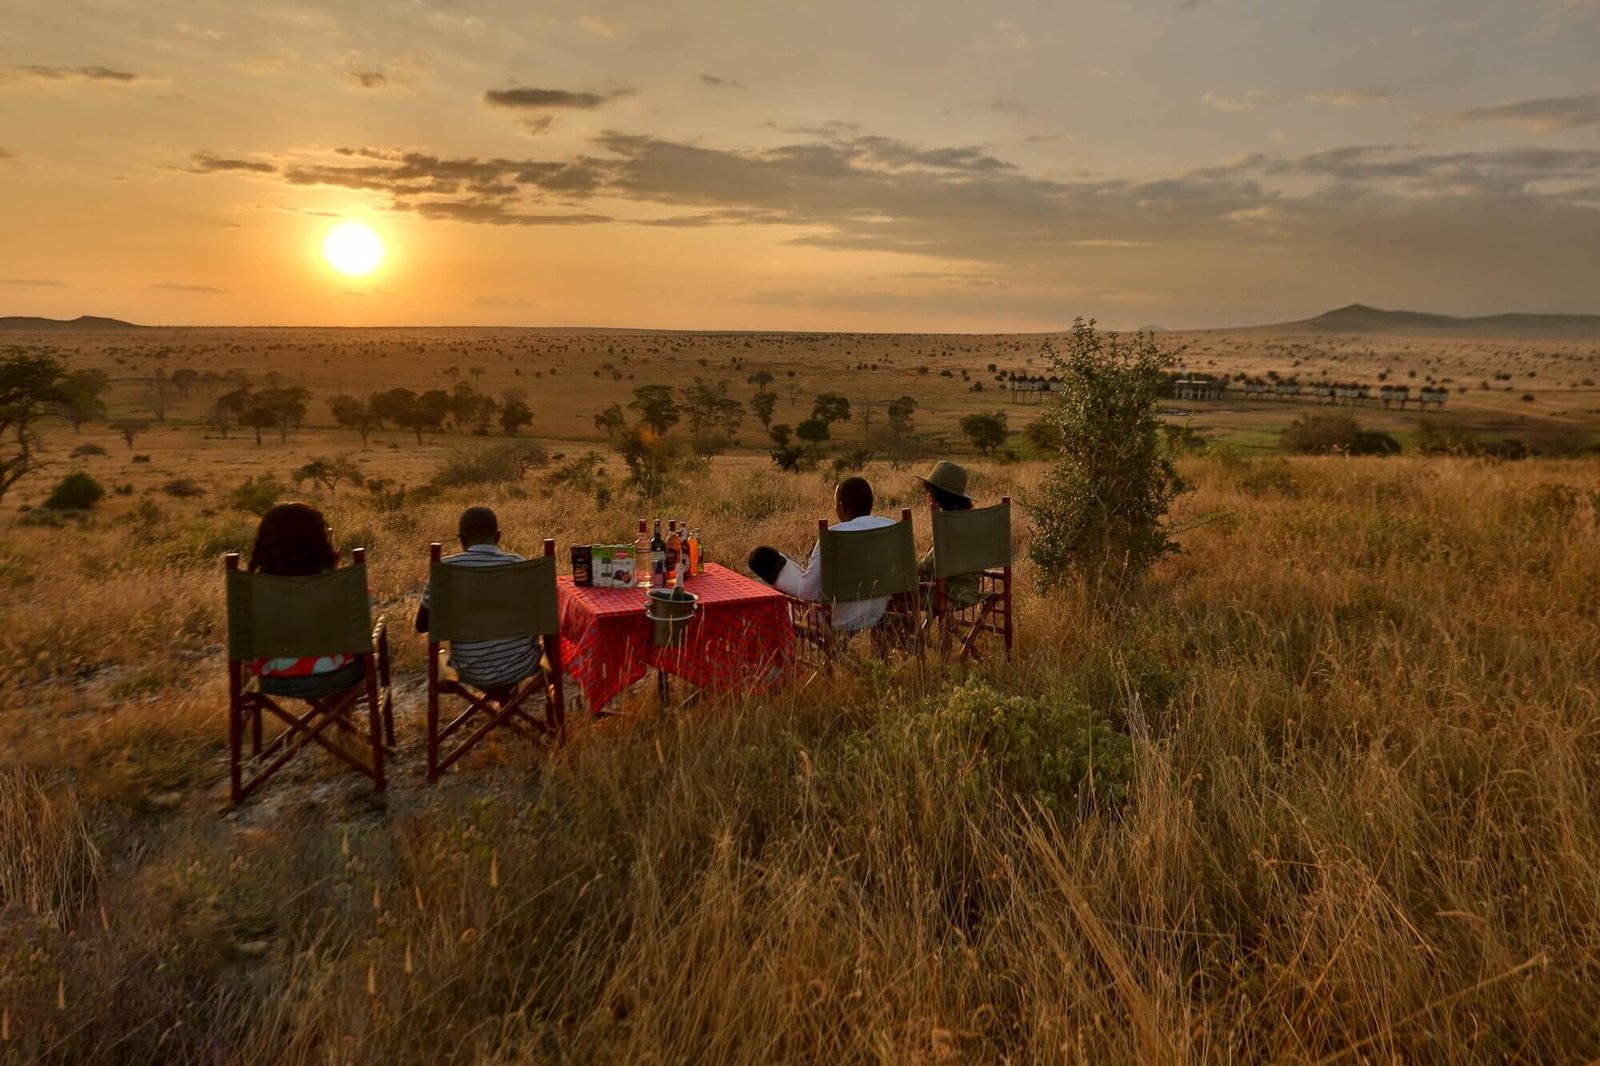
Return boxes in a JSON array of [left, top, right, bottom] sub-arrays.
[[2, 452, 1599, 1062]]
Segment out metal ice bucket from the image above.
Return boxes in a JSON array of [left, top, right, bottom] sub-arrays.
[[644, 587, 699, 648]]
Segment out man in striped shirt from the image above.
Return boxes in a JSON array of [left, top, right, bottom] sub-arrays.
[[414, 507, 539, 688]]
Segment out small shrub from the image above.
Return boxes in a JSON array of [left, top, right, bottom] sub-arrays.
[[830, 448, 872, 475], [433, 442, 550, 488], [70, 443, 108, 459], [1280, 414, 1399, 456], [161, 478, 207, 498], [131, 454, 151, 463], [225, 474, 285, 515], [924, 678, 1134, 817], [43, 472, 106, 511]]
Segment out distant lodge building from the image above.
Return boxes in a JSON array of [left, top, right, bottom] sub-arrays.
[[1006, 374, 1063, 403], [1004, 369, 1446, 409]]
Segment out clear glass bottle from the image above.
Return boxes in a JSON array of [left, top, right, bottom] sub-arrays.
[[635, 519, 651, 588]]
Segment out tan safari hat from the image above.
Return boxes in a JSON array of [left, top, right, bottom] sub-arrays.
[[915, 460, 971, 503]]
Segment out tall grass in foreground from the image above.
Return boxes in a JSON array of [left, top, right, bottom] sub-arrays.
[[1, 455, 1598, 1061]]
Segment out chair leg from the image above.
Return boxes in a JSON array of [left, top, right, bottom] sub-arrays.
[[229, 699, 243, 806]]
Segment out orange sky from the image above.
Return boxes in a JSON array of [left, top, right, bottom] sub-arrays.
[[2, 1, 1597, 330]]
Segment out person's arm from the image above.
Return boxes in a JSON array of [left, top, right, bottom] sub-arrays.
[[776, 540, 824, 601], [414, 579, 431, 635]]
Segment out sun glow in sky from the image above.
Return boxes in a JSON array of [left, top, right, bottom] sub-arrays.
[[0, 1, 1596, 329], [322, 223, 385, 277]]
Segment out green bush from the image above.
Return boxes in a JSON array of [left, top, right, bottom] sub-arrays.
[[1027, 319, 1189, 587], [922, 678, 1134, 817], [1280, 414, 1400, 456], [433, 442, 550, 489], [224, 475, 285, 515], [161, 478, 206, 498], [42, 472, 105, 511]]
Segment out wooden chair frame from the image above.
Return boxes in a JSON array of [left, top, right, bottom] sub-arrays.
[[426, 539, 566, 782], [225, 548, 395, 806], [784, 507, 922, 677], [928, 496, 1014, 663]]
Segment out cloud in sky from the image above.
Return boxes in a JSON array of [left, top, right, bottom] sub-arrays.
[[152, 282, 228, 293], [483, 87, 617, 110], [1425, 92, 1600, 133], [0, 277, 65, 287], [2, 0, 1596, 326], [190, 151, 276, 173], [0, 65, 146, 85], [1201, 90, 1258, 113], [472, 295, 535, 309], [205, 127, 1600, 290], [1307, 88, 1391, 107]]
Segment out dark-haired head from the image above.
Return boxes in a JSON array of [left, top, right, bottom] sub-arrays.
[[925, 482, 973, 512], [249, 502, 338, 576], [458, 506, 500, 547], [835, 476, 874, 522]]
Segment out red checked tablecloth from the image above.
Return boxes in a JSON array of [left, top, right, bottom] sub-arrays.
[[557, 563, 794, 712]]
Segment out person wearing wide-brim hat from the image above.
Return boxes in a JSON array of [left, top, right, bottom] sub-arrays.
[[915, 461, 983, 609]]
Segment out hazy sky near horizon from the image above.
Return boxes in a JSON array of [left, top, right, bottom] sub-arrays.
[[1, 0, 1597, 331]]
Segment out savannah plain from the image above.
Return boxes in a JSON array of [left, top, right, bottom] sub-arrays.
[[4, 320, 1600, 1062]]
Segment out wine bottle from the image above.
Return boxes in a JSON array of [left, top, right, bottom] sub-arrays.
[[665, 520, 679, 580], [651, 519, 667, 588]]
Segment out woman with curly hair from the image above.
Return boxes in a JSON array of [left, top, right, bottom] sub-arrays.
[[248, 501, 366, 696]]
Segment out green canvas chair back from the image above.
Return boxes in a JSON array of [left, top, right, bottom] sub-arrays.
[[931, 501, 1012, 579], [819, 519, 919, 603], [428, 557, 559, 643], [226, 566, 373, 662]]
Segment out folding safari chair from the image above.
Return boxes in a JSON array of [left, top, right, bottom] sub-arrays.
[[425, 539, 566, 782], [224, 549, 394, 806], [784, 507, 922, 677], [928, 496, 1014, 663]]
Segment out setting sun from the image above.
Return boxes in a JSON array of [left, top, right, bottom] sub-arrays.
[[321, 222, 385, 277]]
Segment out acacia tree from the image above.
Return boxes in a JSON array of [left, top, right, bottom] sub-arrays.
[[499, 390, 533, 434], [796, 417, 830, 444], [959, 411, 1008, 455], [57, 369, 108, 432], [747, 369, 775, 394], [112, 418, 150, 450], [886, 395, 917, 436], [213, 386, 252, 439], [681, 379, 743, 436], [751, 391, 777, 429], [293, 456, 364, 494], [328, 394, 380, 443], [0, 352, 70, 504], [812, 392, 851, 426], [1029, 319, 1189, 588], [593, 403, 627, 437], [629, 385, 681, 435]]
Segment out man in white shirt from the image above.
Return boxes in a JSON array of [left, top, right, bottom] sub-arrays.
[[747, 476, 896, 632]]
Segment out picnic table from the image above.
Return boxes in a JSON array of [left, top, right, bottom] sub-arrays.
[[557, 563, 794, 713]]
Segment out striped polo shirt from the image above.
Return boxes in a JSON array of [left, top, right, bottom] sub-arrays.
[[421, 543, 538, 687]]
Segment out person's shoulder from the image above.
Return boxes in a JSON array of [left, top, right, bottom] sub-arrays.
[[448, 545, 524, 564]]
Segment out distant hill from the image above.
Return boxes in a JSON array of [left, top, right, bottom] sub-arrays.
[[1256, 304, 1600, 340], [0, 315, 141, 330]]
